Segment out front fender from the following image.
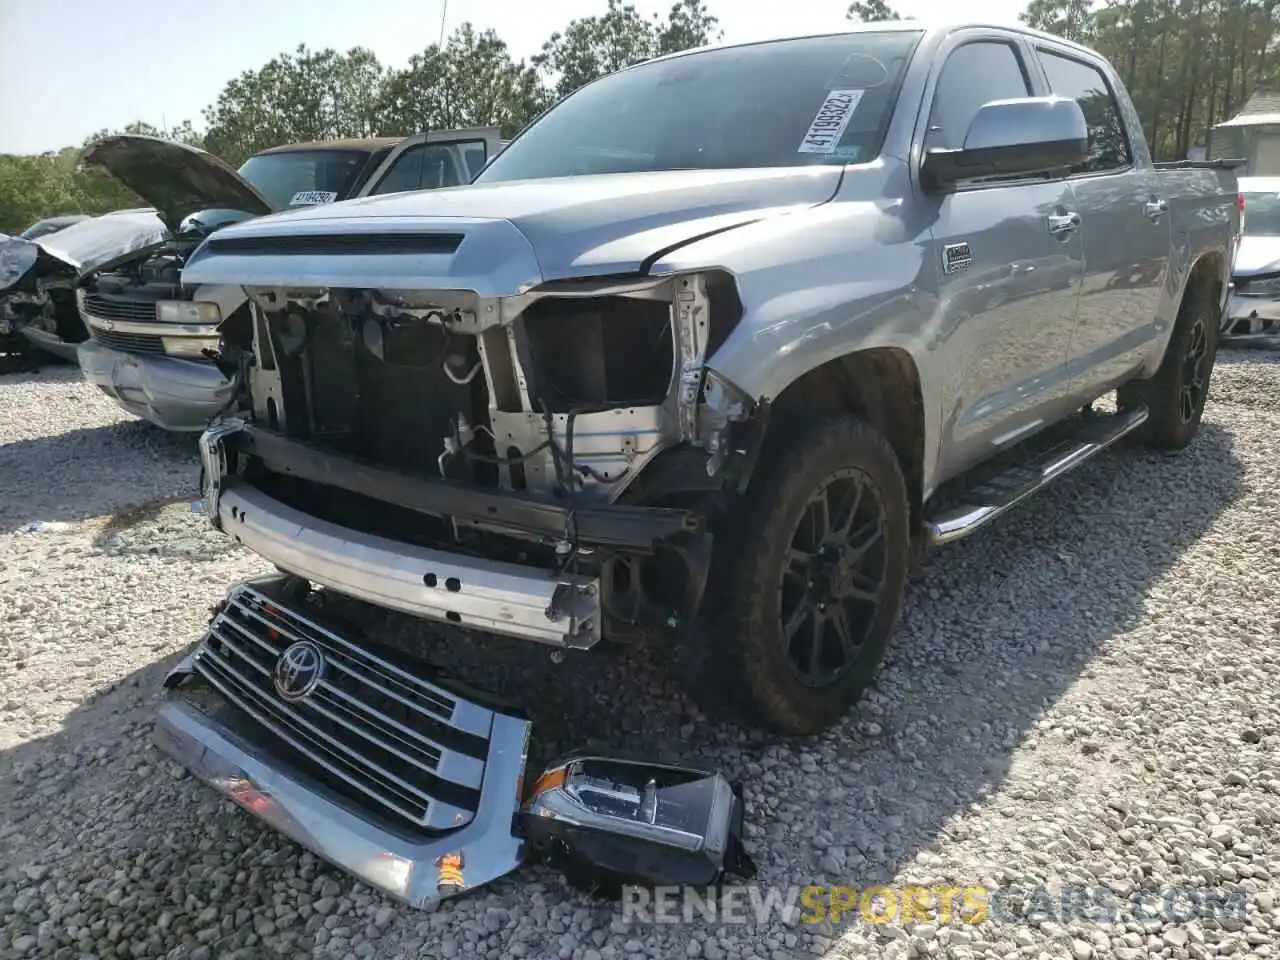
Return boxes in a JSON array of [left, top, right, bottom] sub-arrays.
[[651, 186, 946, 491]]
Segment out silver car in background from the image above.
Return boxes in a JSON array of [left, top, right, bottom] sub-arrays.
[[1224, 176, 1280, 344]]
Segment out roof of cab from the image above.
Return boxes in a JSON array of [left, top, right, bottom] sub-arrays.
[[632, 18, 1102, 69]]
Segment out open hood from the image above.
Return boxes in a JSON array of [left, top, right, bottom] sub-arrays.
[[82, 135, 275, 234], [0, 209, 169, 292]]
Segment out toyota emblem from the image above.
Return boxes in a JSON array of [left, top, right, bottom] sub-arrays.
[[273, 640, 325, 701]]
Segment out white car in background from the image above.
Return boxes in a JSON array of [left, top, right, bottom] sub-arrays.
[[1224, 176, 1280, 344]]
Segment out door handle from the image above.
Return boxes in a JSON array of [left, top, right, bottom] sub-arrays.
[[1047, 211, 1081, 236], [1144, 199, 1168, 221]]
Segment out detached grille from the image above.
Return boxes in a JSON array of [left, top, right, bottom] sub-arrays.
[[82, 293, 157, 323], [91, 329, 166, 355], [191, 582, 495, 831]]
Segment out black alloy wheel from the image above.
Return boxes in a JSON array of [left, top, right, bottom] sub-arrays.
[[1179, 317, 1209, 425], [779, 467, 888, 688]]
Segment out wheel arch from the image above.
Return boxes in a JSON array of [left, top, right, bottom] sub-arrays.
[[756, 346, 927, 537], [1184, 250, 1227, 322]]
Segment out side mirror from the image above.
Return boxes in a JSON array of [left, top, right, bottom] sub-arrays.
[[921, 96, 1090, 193]]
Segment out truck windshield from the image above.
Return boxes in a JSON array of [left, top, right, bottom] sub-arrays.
[[237, 150, 371, 209], [477, 31, 921, 183], [1242, 191, 1280, 236]]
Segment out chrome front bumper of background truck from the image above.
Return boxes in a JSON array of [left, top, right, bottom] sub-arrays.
[[78, 338, 237, 431], [1223, 290, 1280, 345]]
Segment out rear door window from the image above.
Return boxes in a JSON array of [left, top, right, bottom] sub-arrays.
[[1036, 50, 1131, 174]]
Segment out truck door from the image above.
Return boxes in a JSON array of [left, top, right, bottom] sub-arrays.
[[357, 127, 503, 197], [1030, 46, 1169, 389], [919, 33, 1086, 478]]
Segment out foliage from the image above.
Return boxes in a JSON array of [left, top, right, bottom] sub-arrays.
[[1022, 0, 1280, 160], [376, 25, 549, 140], [846, 0, 906, 20], [201, 45, 388, 166], [535, 0, 722, 100], [0, 1, 721, 233], [13, 0, 1277, 233]]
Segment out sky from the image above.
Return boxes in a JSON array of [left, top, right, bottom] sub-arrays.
[[0, 0, 1026, 156]]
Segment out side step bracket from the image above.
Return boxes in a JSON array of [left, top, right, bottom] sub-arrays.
[[924, 405, 1149, 546]]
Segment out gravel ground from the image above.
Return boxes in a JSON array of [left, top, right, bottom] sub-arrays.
[[1, 357, 1278, 960]]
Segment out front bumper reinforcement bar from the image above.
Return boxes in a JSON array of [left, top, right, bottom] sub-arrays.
[[228, 422, 701, 552]]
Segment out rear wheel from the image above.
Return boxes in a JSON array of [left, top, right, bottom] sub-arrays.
[[693, 417, 911, 735], [1119, 282, 1219, 450]]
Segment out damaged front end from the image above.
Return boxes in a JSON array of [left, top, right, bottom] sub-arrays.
[[163, 208, 776, 905], [0, 236, 82, 364], [196, 256, 764, 647], [0, 209, 170, 365]]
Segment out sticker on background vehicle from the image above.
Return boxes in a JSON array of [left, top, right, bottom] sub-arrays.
[[798, 90, 864, 155], [290, 191, 338, 206]]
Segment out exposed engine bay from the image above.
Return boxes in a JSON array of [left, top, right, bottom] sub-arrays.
[[84, 226, 226, 323], [209, 272, 763, 645], [77, 227, 250, 389]]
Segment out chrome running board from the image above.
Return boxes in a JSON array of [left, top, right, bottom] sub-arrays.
[[925, 405, 1149, 546]]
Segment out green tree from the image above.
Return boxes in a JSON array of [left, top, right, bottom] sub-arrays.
[[201, 45, 388, 166], [1020, 0, 1097, 41], [82, 120, 203, 148], [0, 118, 207, 234], [377, 24, 549, 138], [846, 0, 905, 20], [1022, 0, 1280, 160], [657, 0, 722, 54], [535, 0, 722, 101]]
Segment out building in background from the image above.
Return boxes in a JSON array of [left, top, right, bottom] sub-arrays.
[[1209, 91, 1280, 175]]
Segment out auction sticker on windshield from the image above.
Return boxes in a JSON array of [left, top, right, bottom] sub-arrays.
[[290, 191, 339, 206], [798, 90, 864, 154]]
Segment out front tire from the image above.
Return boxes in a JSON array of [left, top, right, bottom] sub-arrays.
[[695, 417, 911, 735], [1119, 283, 1219, 449]]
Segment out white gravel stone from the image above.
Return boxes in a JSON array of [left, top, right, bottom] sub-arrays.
[[2, 355, 1280, 959]]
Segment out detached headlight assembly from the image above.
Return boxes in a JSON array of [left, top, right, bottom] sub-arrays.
[[157, 300, 221, 326]]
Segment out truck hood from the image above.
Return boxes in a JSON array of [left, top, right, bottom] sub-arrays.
[[82, 135, 274, 234], [182, 167, 842, 292], [0, 208, 169, 292], [1233, 235, 1280, 278]]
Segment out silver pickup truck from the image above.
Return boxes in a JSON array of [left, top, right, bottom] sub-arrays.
[[160, 21, 1237, 900]]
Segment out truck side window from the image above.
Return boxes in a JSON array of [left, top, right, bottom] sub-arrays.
[[1037, 50, 1131, 174], [925, 42, 1031, 152], [420, 146, 464, 189], [370, 146, 425, 195], [463, 146, 489, 180]]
